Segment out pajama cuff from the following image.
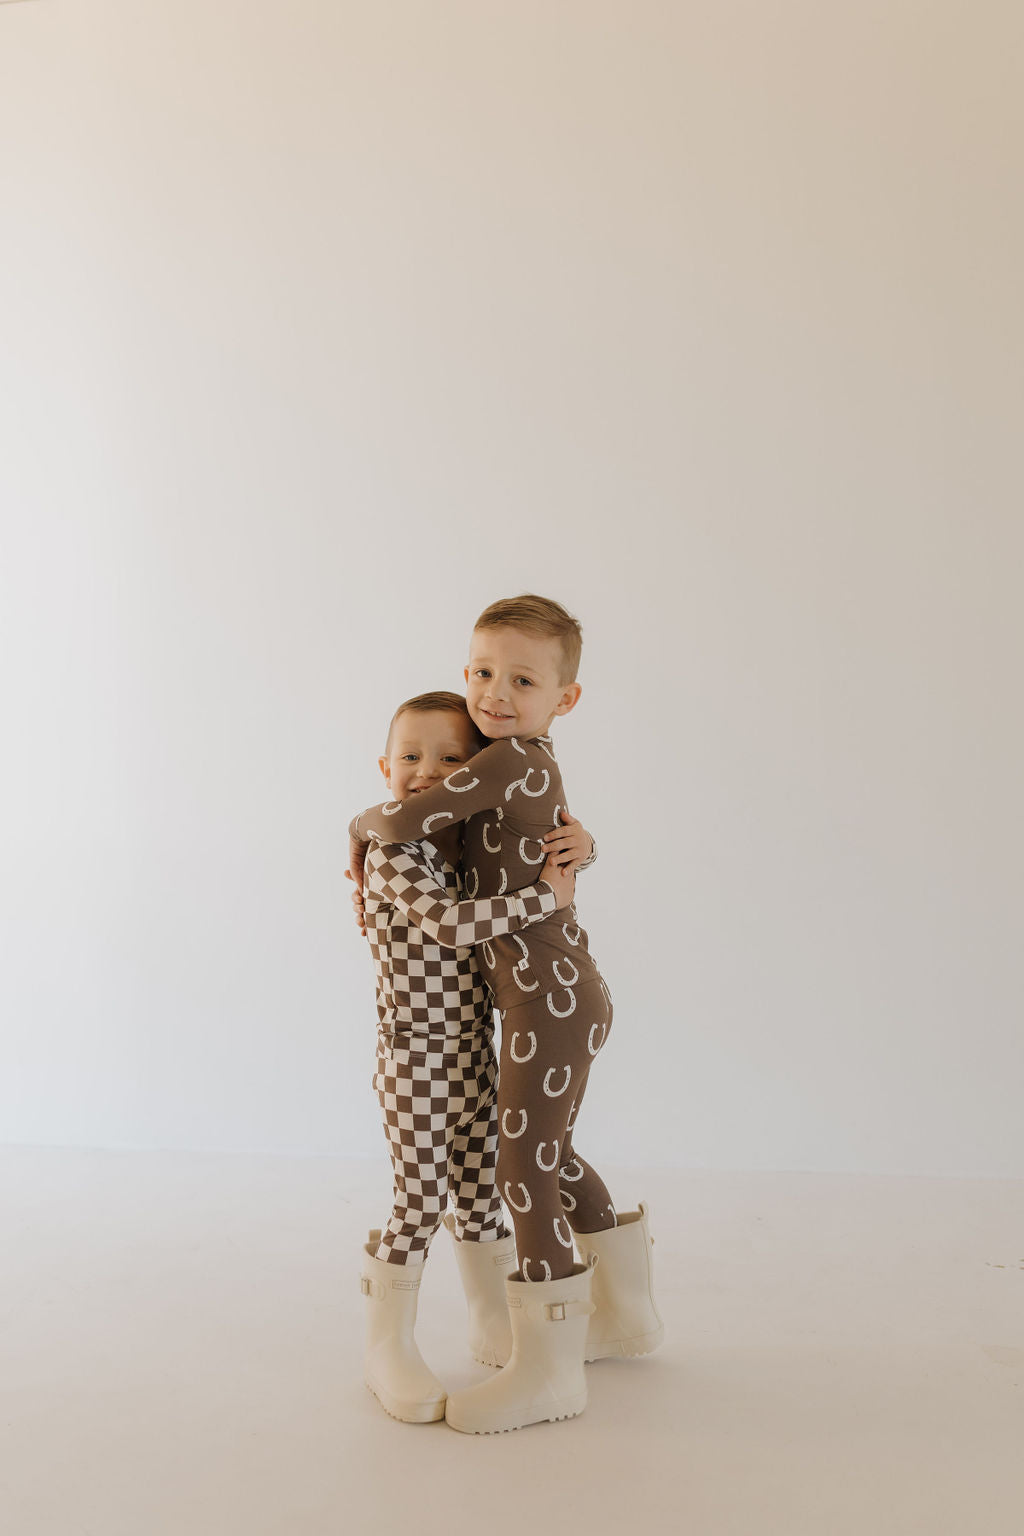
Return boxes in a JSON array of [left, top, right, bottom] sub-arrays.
[[514, 883, 560, 925]]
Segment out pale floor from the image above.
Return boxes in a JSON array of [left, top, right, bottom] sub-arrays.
[[1, 1147, 1022, 1536]]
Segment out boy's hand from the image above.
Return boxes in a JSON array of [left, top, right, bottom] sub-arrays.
[[540, 851, 577, 911], [345, 869, 367, 937], [541, 810, 593, 869]]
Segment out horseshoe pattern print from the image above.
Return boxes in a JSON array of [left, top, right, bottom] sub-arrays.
[[509, 1030, 537, 1063], [482, 821, 502, 854], [543, 1064, 573, 1097], [552, 956, 579, 987], [502, 1107, 528, 1138], [497, 976, 617, 1280], [546, 987, 577, 1018]]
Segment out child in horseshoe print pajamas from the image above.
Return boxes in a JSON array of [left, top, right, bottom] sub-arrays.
[[349, 596, 664, 1435], [354, 689, 583, 1425]]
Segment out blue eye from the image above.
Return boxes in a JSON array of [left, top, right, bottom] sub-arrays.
[[516, 678, 533, 687]]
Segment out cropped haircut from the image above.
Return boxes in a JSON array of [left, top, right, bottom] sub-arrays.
[[384, 690, 484, 756], [472, 594, 583, 685]]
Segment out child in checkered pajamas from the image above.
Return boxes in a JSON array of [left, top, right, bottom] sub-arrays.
[[361, 691, 582, 1269], [355, 689, 591, 1424], [353, 599, 663, 1434]]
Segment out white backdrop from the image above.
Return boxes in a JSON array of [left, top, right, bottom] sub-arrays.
[[1, 1, 1021, 1175]]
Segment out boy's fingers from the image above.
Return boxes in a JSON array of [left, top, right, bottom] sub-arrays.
[[543, 823, 577, 847]]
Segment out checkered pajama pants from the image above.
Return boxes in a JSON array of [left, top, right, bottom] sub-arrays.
[[373, 1030, 511, 1264]]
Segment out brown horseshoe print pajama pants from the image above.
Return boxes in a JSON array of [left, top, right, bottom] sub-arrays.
[[496, 976, 616, 1281]]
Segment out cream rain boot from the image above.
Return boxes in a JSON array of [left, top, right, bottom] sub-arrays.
[[573, 1202, 665, 1361], [444, 1260, 595, 1435], [443, 1213, 516, 1367], [360, 1231, 446, 1423]]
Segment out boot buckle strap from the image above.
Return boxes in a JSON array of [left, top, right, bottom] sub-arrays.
[[544, 1298, 595, 1322]]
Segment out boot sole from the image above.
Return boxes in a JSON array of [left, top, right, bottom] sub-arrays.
[[366, 1380, 446, 1424], [584, 1325, 665, 1362], [445, 1393, 588, 1435]]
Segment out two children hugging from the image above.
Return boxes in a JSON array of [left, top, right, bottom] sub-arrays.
[[347, 594, 663, 1434]]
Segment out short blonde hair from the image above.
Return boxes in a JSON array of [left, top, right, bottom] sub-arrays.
[[472, 594, 583, 685], [384, 691, 483, 756]]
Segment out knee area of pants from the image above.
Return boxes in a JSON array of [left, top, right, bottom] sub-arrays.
[[387, 1211, 445, 1239], [495, 1152, 534, 1194]]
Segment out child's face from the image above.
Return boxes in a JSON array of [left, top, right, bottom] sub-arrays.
[[464, 626, 581, 740], [379, 710, 481, 800]]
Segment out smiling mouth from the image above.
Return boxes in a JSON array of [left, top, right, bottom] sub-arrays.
[[483, 709, 513, 720]]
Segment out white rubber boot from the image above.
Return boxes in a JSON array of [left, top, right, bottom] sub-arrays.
[[360, 1231, 446, 1423], [573, 1202, 665, 1361], [443, 1213, 516, 1367], [444, 1260, 595, 1435]]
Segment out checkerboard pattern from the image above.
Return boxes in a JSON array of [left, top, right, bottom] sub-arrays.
[[373, 1036, 509, 1261], [363, 839, 556, 1034]]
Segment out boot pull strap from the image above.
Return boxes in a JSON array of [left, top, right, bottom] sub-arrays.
[[360, 1276, 385, 1299]]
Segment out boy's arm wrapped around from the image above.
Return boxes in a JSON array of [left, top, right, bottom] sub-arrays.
[[349, 738, 522, 846], [368, 842, 575, 950]]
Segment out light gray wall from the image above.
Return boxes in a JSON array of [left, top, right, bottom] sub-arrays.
[[2, 1, 1021, 1173]]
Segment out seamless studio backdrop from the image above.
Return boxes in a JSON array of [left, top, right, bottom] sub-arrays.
[[1, 0, 1022, 1180]]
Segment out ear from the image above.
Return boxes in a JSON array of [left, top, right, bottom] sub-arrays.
[[554, 682, 583, 717], [463, 665, 470, 685], [378, 755, 391, 785]]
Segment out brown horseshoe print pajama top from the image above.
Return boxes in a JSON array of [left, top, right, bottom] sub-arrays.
[[364, 836, 558, 1264], [353, 733, 617, 1281]]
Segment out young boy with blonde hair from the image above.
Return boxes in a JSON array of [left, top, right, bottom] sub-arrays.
[[350, 597, 663, 1435]]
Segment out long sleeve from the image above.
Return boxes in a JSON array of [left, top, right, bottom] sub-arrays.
[[577, 836, 598, 873], [350, 738, 529, 845], [371, 844, 558, 949]]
